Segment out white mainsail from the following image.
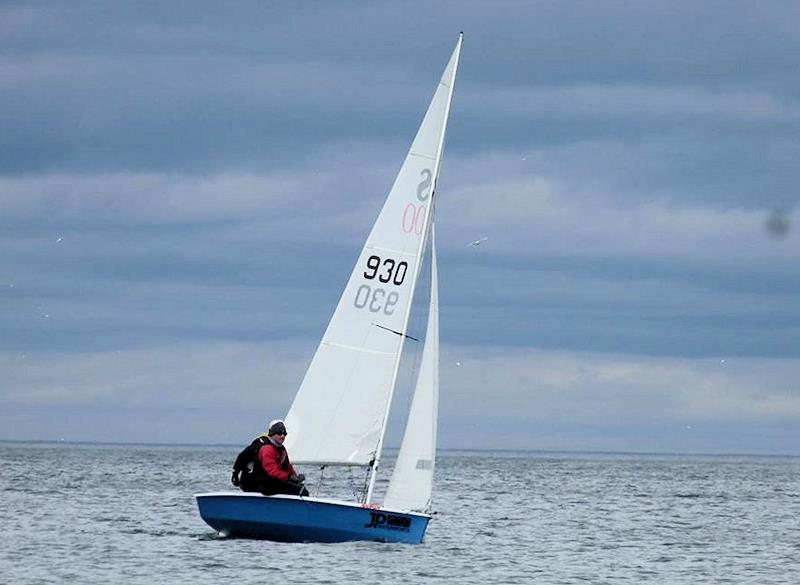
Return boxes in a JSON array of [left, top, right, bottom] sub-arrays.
[[383, 224, 439, 513], [284, 36, 461, 471]]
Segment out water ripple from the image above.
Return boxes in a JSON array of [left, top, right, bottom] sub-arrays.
[[1, 444, 798, 584]]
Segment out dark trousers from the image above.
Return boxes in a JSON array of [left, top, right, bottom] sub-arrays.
[[259, 476, 309, 497], [239, 473, 262, 493]]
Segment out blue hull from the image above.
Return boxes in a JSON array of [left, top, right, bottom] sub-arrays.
[[195, 492, 430, 544]]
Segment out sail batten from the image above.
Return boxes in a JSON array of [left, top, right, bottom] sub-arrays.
[[321, 341, 396, 356], [364, 245, 417, 256], [409, 150, 438, 161]]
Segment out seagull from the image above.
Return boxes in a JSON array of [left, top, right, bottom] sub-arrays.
[[467, 237, 488, 247]]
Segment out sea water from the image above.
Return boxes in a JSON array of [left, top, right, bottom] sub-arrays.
[[1, 443, 798, 584]]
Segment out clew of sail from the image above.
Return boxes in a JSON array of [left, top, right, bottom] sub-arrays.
[[383, 224, 439, 513], [284, 37, 462, 467]]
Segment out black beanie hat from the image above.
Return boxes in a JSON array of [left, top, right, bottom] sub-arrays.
[[268, 420, 287, 436]]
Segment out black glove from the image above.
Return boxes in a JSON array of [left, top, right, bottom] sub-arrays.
[[289, 473, 305, 483], [231, 470, 240, 486]]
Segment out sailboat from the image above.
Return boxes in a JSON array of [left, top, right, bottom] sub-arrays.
[[195, 34, 462, 544]]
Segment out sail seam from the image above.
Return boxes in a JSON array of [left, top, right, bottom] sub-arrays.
[[322, 341, 396, 356], [410, 150, 437, 161], [365, 245, 417, 256]]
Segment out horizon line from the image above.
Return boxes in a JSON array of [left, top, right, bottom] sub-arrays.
[[0, 438, 797, 458]]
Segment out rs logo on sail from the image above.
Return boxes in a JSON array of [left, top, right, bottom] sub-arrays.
[[364, 511, 411, 532]]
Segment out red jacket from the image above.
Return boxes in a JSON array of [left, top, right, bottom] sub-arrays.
[[258, 440, 297, 482]]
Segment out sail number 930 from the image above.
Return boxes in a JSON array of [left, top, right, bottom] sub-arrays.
[[354, 255, 408, 314], [363, 255, 408, 285]]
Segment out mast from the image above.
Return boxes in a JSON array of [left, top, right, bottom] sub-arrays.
[[366, 33, 463, 504]]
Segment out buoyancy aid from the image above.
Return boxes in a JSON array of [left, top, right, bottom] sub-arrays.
[[258, 440, 296, 482]]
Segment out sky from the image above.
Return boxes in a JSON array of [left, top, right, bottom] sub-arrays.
[[2, 1, 799, 454]]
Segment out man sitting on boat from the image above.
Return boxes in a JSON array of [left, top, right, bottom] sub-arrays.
[[257, 420, 309, 496], [231, 419, 308, 496]]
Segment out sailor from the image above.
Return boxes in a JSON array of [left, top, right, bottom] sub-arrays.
[[256, 419, 308, 497]]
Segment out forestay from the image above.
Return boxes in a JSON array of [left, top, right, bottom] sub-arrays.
[[284, 40, 461, 467], [383, 224, 439, 513]]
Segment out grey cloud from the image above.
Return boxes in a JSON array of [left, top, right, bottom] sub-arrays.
[[438, 346, 800, 453], [3, 342, 798, 450], [3, 1, 800, 451], [0, 340, 311, 443], [5, 1, 800, 178]]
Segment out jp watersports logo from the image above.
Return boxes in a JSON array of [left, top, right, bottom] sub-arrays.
[[364, 511, 411, 532]]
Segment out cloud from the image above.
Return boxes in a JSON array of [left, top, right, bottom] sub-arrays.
[[4, 342, 797, 453], [2, 1, 799, 451], [437, 346, 800, 452], [440, 148, 799, 274], [468, 84, 800, 122], [2, 142, 798, 363], [0, 139, 402, 229], [0, 341, 311, 443]]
